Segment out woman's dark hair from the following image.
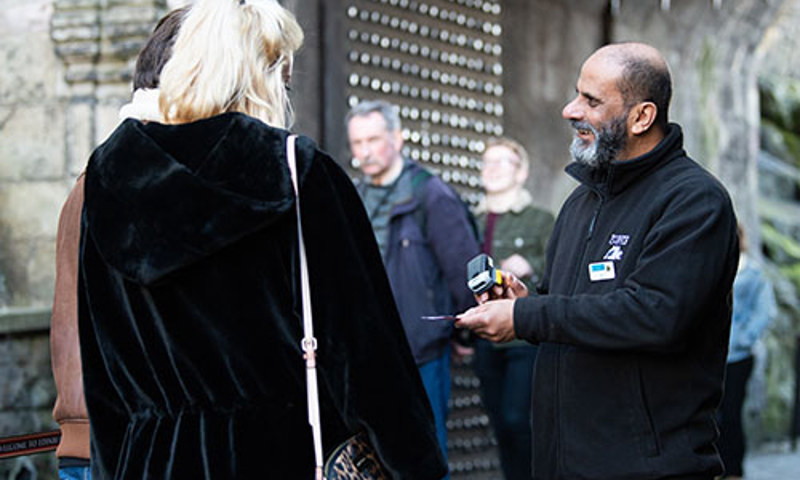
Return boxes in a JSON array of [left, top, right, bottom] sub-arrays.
[[133, 8, 188, 91]]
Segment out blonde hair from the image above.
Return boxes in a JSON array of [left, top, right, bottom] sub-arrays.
[[484, 137, 530, 169], [158, 0, 303, 128]]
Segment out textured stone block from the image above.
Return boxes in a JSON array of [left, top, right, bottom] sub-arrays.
[[110, 0, 157, 7], [0, 232, 60, 307], [50, 25, 100, 42], [96, 82, 131, 101], [0, 35, 64, 104], [104, 5, 159, 24], [55, 41, 101, 63], [96, 101, 128, 145], [0, 106, 67, 181], [65, 101, 93, 175], [25, 238, 57, 307], [54, 0, 100, 9], [0, 182, 69, 240], [0, 1, 53, 35], [103, 22, 153, 39], [49, 10, 100, 29]]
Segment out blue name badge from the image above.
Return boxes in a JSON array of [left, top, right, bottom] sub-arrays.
[[588, 261, 615, 282]]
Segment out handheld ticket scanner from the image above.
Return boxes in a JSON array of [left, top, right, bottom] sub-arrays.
[[466, 254, 503, 295]]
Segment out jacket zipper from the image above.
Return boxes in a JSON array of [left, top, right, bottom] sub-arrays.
[[558, 190, 603, 476], [586, 197, 603, 241], [568, 191, 604, 296]]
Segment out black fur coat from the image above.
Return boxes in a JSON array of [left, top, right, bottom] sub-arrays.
[[78, 113, 447, 479]]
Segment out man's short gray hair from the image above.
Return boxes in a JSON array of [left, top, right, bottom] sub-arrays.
[[346, 99, 402, 132]]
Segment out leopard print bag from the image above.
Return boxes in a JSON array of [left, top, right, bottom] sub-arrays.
[[323, 431, 390, 479]]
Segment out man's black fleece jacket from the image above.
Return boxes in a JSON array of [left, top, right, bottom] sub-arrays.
[[514, 124, 739, 479]]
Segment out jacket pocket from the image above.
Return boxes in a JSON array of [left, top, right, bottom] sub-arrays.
[[632, 360, 661, 458], [558, 350, 658, 478]]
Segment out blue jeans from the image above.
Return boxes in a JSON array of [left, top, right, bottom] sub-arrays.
[[59, 466, 91, 480], [474, 339, 537, 480], [418, 345, 451, 478]]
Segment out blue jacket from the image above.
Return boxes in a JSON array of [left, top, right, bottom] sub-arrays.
[[360, 161, 479, 365], [728, 256, 776, 363]]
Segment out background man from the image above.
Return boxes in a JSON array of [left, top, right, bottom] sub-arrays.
[[346, 100, 479, 468], [457, 43, 739, 479]]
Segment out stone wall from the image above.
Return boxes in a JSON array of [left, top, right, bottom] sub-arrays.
[[754, 0, 800, 445], [502, 0, 607, 212], [503, 0, 785, 237], [611, 0, 785, 255], [0, 0, 69, 309], [0, 2, 165, 478], [0, 309, 57, 480], [0, 0, 167, 309]]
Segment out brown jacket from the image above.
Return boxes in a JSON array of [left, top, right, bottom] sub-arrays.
[[50, 173, 90, 460]]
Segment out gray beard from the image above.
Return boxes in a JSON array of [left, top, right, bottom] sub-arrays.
[[569, 115, 628, 169]]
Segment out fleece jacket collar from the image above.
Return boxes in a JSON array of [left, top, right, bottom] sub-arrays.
[[565, 123, 686, 197]]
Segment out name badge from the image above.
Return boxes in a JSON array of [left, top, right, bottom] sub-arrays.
[[588, 261, 615, 282]]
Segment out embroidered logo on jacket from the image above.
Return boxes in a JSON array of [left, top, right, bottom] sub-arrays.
[[603, 234, 630, 261]]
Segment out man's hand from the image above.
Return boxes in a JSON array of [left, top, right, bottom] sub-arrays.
[[475, 271, 529, 305], [455, 299, 516, 343]]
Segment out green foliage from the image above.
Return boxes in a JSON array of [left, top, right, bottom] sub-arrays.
[[780, 262, 800, 292], [757, 222, 800, 443], [761, 119, 800, 168], [762, 222, 800, 263], [697, 39, 719, 166], [756, 48, 800, 451], [759, 76, 800, 134]]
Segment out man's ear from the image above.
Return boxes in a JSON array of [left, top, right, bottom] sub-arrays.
[[629, 101, 657, 135]]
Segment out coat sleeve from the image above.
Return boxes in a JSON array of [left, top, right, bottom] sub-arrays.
[[421, 178, 480, 313], [298, 149, 448, 480], [50, 175, 91, 459], [514, 176, 738, 352]]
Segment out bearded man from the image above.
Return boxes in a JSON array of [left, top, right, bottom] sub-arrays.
[[457, 43, 739, 480]]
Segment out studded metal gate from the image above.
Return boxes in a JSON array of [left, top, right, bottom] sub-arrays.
[[343, 1, 505, 477], [343, 0, 504, 208]]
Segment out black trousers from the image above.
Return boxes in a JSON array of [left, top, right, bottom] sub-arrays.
[[718, 356, 755, 477], [474, 340, 537, 480]]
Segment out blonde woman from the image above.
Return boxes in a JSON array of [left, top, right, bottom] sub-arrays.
[[77, 1, 447, 478], [473, 137, 554, 480]]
